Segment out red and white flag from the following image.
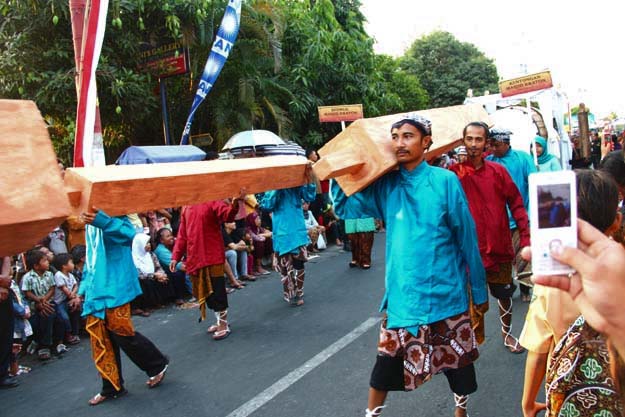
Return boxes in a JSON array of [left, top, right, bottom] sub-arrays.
[[73, 0, 108, 167]]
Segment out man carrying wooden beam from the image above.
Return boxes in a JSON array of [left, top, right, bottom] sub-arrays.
[[331, 114, 488, 417], [170, 193, 245, 340], [79, 209, 169, 406]]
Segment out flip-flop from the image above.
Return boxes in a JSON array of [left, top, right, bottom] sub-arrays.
[[147, 364, 168, 388], [213, 327, 231, 341], [88, 389, 127, 406]]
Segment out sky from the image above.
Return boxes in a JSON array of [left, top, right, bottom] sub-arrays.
[[360, 0, 624, 118]]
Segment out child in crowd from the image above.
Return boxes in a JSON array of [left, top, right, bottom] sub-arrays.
[[10, 278, 32, 376], [520, 170, 624, 417], [53, 253, 81, 345], [20, 249, 57, 360], [70, 244, 86, 283], [243, 231, 255, 278]]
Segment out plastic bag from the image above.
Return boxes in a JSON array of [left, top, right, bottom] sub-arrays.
[[316, 233, 327, 250]]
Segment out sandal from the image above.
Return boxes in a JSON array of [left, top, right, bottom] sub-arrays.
[[349, 261, 359, 268], [294, 296, 304, 307], [37, 348, 51, 361], [146, 364, 168, 388], [88, 389, 127, 406], [361, 264, 371, 269], [365, 405, 386, 417], [213, 327, 231, 340], [226, 287, 235, 294], [207, 311, 229, 334], [499, 299, 526, 354], [240, 275, 256, 281]]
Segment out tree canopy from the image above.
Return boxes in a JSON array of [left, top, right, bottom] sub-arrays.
[[402, 31, 499, 108], [0, 2, 498, 164]]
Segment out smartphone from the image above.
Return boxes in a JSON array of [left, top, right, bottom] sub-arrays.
[[529, 170, 577, 276]]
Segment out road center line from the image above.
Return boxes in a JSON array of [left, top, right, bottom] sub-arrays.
[[224, 316, 380, 417]]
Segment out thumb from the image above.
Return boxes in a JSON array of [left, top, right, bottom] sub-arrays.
[[549, 243, 594, 277]]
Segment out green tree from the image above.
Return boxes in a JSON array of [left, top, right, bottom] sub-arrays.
[[402, 31, 499, 108]]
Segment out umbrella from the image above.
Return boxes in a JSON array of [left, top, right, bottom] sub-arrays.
[[222, 129, 285, 150]]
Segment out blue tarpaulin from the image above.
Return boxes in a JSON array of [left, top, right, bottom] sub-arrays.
[[116, 145, 206, 165]]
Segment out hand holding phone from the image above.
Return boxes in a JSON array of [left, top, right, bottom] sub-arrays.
[[529, 171, 577, 275]]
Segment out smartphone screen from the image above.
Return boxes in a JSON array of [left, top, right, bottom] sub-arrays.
[[537, 184, 572, 229]]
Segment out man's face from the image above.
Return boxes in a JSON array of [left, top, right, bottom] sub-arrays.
[[307, 151, 318, 162], [225, 222, 235, 231], [463, 126, 488, 159], [391, 123, 431, 167], [458, 154, 467, 163], [490, 140, 510, 158]]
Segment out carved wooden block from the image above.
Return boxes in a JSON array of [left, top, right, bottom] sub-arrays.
[[0, 100, 71, 256], [64, 155, 309, 216], [314, 103, 491, 195]]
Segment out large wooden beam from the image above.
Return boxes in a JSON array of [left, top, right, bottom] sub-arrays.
[[64, 156, 309, 217], [0, 100, 71, 256], [314, 103, 491, 196]]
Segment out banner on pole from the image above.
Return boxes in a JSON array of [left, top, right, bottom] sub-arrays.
[[180, 0, 242, 145], [73, 0, 108, 167]]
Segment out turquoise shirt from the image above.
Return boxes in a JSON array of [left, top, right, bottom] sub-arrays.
[[332, 162, 487, 330], [261, 184, 317, 256], [154, 243, 184, 271], [487, 148, 537, 229], [538, 158, 562, 172], [78, 212, 141, 319]]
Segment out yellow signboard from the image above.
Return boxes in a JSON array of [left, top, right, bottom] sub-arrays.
[[499, 71, 553, 98], [318, 104, 363, 123]]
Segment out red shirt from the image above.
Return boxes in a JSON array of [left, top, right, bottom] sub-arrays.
[[171, 201, 238, 275], [450, 159, 530, 271]]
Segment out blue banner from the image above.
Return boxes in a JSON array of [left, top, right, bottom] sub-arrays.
[[180, 0, 242, 144]]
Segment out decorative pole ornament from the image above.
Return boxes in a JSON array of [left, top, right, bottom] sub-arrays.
[[180, 0, 242, 145]]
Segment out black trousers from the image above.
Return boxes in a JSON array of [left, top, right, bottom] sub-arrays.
[[101, 329, 169, 396], [0, 299, 13, 380]]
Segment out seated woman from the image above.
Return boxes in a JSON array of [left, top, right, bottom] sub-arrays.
[[245, 212, 273, 275], [131, 233, 175, 315], [302, 201, 325, 252], [153, 228, 192, 305]]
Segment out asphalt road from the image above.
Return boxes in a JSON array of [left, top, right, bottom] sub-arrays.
[[2, 234, 534, 417]]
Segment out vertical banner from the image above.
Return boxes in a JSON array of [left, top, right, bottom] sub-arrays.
[[73, 0, 108, 167], [180, 0, 242, 145]]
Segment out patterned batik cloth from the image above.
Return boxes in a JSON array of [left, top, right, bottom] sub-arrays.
[[347, 232, 374, 266], [86, 303, 135, 392], [273, 247, 308, 301], [190, 264, 224, 321], [377, 311, 479, 391], [546, 315, 624, 417]]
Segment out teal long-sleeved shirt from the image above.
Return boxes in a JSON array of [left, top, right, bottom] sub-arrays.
[[153, 243, 184, 272], [331, 161, 487, 331], [261, 184, 317, 256], [79, 211, 142, 319], [487, 148, 537, 229]]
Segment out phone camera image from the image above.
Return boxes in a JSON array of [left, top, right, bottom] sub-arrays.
[[537, 184, 571, 229]]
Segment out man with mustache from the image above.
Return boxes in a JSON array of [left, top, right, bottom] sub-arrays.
[[332, 114, 488, 417], [450, 122, 530, 354]]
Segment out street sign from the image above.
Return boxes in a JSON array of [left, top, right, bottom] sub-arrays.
[[499, 71, 553, 98], [139, 41, 190, 79], [318, 104, 363, 123]]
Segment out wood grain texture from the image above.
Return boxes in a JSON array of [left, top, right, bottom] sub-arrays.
[[64, 155, 309, 216], [314, 103, 491, 195], [0, 100, 71, 256]]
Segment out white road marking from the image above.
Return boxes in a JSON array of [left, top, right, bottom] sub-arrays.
[[224, 316, 380, 417]]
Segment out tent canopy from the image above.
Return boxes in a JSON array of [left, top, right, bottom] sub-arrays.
[[116, 145, 206, 165]]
